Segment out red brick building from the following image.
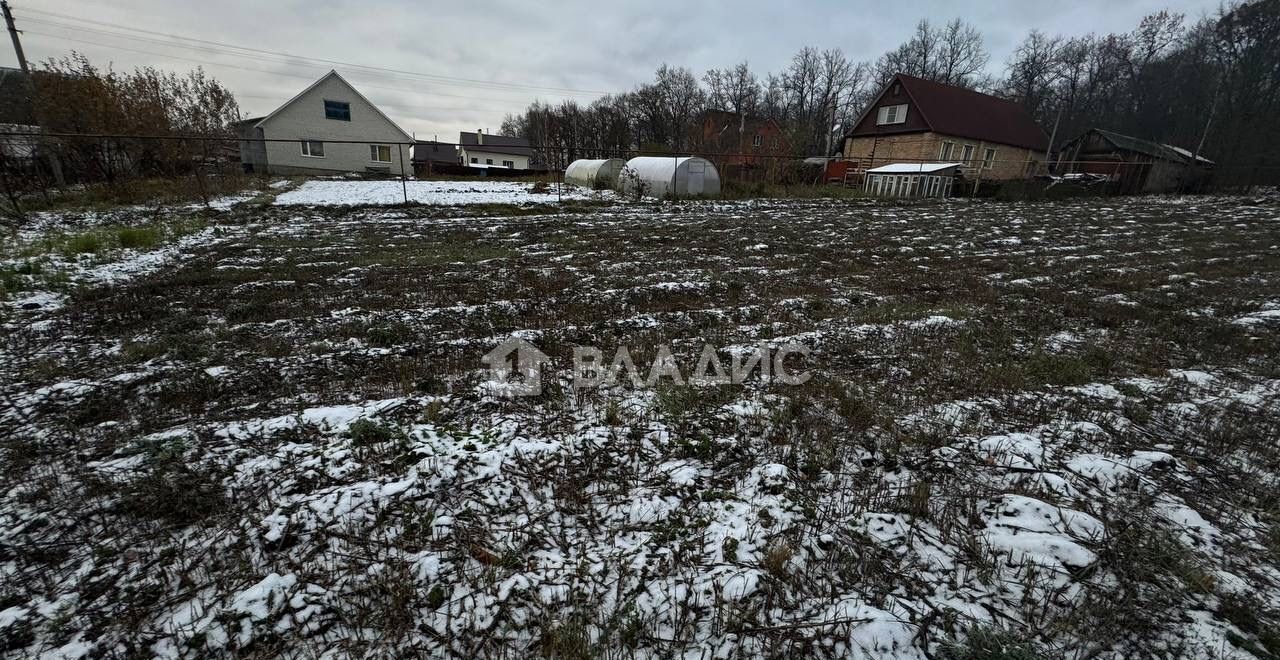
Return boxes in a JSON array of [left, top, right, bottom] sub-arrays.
[[700, 110, 789, 175]]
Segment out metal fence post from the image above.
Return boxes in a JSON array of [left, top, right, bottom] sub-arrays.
[[398, 143, 408, 204]]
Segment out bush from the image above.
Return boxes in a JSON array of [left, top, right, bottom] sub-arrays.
[[64, 233, 102, 255], [117, 227, 160, 249]]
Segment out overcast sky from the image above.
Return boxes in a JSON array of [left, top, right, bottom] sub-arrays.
[[7, 0, 1222, 140]]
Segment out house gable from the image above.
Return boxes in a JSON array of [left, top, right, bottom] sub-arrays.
[[256, 71, 411, 142], [846, 78, 935, 139], [249, 71, 413, 174]]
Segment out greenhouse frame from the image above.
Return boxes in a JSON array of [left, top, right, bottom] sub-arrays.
[[618, 156, 721, 198], [564, 158, 626, 189], [864, 163, 960, 198]]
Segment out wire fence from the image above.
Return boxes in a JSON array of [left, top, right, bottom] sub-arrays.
[[1, 130, 1276, 220]]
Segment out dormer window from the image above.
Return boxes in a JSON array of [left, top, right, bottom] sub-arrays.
[[876, 104, 908, 126]]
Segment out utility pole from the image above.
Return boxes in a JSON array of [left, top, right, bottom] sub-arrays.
[[2, 1, 29, 75]]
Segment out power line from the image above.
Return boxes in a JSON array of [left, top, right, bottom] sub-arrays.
[[20, 29, 547, 118], [17, 6, 615, 97], [21, 21, 589, 105]]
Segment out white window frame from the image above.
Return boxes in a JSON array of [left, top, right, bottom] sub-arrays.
[[369, 144, 392, 163], [502, 160, 515, 168], [983, 147, 996, 169], [752, 134, 763, 147], [470, 157, 478, 164], [962, 144, 975, 164], [485, 158, 494, 165], [876, 104, 909, 126], [300, 140, 325, 158], [939, 141, 955, 160]]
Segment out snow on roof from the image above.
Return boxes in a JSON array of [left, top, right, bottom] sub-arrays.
[[866, 163, 962, 174]]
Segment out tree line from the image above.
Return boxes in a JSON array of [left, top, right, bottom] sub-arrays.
[[501, 0, 1280, 179]]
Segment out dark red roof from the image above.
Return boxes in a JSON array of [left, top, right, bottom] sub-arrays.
[[850, 74, 1049, 152]]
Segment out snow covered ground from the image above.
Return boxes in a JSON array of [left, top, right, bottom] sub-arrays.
[[273, 179, 612, 206], [2, 194, 1280, 658]]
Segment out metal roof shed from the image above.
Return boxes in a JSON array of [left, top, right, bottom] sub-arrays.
[[618, 156, 720, 198], [564, 158, 626, 189]]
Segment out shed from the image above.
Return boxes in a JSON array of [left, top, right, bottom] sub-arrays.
[[618, 156, 720, 198], [564, 158, 626, 189], [864, 163, 960, 198], [1057, 128, 1213, 194]]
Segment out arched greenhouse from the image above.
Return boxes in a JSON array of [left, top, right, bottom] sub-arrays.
[[564, 159, 626, 189], [617, 156, 720, 198]]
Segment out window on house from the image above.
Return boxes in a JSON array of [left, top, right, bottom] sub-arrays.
[[983, 147, 996, 169], [962, 144, 975, 163], [300, 140, 325, 157], [470, 157, 478, 164], [502, 160, 515, 168], [485, 158, 493, 165], [369, 145, 392, 163], [323, 100, 351, 121], [876, 104, 908, 126], [892, 83, 901, 96], [752, 134, 763, 147], [939, 141, 956, 160]]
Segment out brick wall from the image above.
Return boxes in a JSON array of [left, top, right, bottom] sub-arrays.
[[843, 131, 1043, 181]]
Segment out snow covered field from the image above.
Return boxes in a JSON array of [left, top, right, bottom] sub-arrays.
[[2, 194, 1280, 658], [273, 179, 611, 206]]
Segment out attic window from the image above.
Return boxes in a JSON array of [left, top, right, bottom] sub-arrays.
[[753, 134, 763, 147], [876, 104, 908, 126], [892, 83, 901, 96], [324, 100, 351, 121]]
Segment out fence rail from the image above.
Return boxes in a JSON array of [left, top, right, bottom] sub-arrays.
[[1, 130, 1276, 219]]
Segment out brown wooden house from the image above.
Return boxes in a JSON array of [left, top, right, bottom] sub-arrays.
[[838, 74, 1049, 184]]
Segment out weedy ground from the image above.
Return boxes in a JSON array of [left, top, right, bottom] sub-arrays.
[[1, 188, 1280, 659]]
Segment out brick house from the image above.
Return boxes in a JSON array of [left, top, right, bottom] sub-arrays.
[[700, 110, 789, 179], [839, 74, 1049, 183]]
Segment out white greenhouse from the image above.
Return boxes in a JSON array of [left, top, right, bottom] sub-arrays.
[[564, 158, 626, 189], [864, 163, 960, 198], [618, 156, 720, 198]]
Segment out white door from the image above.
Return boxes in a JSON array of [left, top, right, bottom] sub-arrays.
[[687, 160, 705, 195]]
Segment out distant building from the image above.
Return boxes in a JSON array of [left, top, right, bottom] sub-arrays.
[[458, 130, 533, 170], [700, 110, 789, 169], [235, 70, 412, 175], [0, 68, 39, 170], [1057, 128, 1214, 194], [411, 140, 460, 173], [839, 74, 1049, 183], [0, 67, 35, 125]]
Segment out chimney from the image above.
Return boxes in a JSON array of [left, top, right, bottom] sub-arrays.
[[477, 129, 483, 145]]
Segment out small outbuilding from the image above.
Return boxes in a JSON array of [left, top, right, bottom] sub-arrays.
[[564, 158, 626, 189], [1057, 128, 1214, 194], [864, 163, 960, 198], [618, 156, 720, 198]]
